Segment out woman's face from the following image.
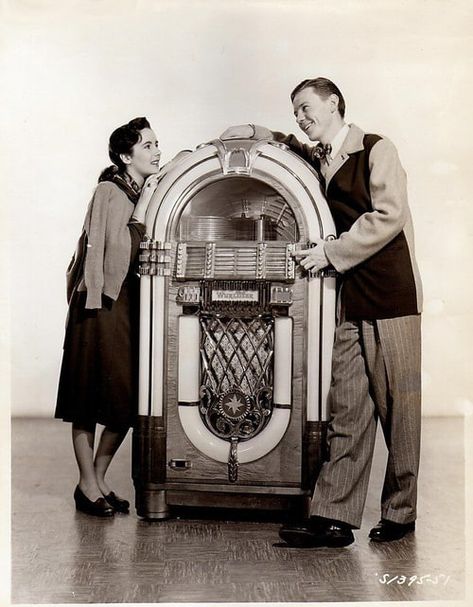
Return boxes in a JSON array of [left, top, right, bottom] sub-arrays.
[[123, 128, 161, 181]]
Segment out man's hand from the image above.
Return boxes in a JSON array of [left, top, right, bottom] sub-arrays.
[[220, 124, 273, 140], [292, 237, 330, 272], [170, 149, 192, 163]]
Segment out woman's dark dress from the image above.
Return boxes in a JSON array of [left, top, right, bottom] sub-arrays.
[[55, 193, 145, 432]]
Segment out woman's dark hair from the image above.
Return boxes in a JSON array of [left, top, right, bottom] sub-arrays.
[[99, 117, 151, 181], [290, 78, 346, 118]]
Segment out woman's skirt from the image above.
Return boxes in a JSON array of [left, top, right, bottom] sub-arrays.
[[55, 277, 140, 432]]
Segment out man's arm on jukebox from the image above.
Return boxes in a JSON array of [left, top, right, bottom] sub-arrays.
[[220, 124, 409, 273]]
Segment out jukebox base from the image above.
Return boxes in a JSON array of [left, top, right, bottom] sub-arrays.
[[135, 487, 170, 520], [135, 485, 310, 520], [132, 415, 328, 520]]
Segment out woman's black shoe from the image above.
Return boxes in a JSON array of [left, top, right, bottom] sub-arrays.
[[74, 486, 114, 517], [104, 491, 130, 513]]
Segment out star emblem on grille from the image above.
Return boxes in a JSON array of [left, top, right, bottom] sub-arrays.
[[218, 389, 251, 421], [225, 395, 244, 415]]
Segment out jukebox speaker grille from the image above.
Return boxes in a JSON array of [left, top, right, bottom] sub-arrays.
[[199, 315, 274, 440]]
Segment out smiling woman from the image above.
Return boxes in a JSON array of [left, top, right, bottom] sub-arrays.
[[54, 117, 161, 517]]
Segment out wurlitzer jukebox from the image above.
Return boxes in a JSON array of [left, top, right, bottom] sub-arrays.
[[132, 128, 337, 519]]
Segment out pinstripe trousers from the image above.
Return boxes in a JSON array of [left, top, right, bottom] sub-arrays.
[[310, 309, 422, 529]]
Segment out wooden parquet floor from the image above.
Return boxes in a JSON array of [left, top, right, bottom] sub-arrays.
[[11, 417, 468, 604]]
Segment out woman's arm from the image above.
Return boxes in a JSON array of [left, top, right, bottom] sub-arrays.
[[83, 183, 112, 309], [131, 174, 160, 224]]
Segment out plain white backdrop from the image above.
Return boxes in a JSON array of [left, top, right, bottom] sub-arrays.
[[2, 0, 472, 417]]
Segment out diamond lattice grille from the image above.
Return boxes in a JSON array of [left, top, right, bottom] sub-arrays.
[[200, 316, 274, 395]]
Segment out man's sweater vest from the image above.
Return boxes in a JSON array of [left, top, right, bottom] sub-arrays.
[[324, 135, 419, 320]]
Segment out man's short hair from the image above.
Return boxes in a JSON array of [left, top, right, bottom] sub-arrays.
[[290, 78, 346, 118]]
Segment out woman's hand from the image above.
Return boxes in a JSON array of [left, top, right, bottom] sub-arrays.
[[142, 173, 160, 194], [132, 174, 160, 223], [171, 150, 192, 163]]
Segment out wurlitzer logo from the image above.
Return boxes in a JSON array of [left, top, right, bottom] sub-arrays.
[[212, 290, 259, 302]]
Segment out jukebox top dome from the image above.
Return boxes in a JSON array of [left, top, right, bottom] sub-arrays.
[[178, 177, 299, 242]]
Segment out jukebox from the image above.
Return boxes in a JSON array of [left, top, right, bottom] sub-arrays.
[[132, 128, 337, 519]]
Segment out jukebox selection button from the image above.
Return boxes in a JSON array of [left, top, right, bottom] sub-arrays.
[[218, 389, 251, 421], [270, 286, 293, 305], [176, 286, 200, 304]]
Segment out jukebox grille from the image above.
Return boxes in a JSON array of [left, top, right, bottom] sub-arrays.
[[264, 247, 290, 279], [213, 247, 258, 277], [200, 316, 273, 393], [182, 246, 206, 275], [175, 242, 295, 280], [199, 315, 274, 441]]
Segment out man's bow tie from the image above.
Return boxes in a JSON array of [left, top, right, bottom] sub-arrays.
[[313, 143, 332, 160]]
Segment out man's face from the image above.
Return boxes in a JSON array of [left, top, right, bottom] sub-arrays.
[[292, 88, 337, 142]]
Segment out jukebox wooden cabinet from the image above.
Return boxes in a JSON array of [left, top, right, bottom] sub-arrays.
[[132, 129, 337, 519]]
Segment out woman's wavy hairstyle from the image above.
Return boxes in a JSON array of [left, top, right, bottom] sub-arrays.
[[99, 117, 151, 181]]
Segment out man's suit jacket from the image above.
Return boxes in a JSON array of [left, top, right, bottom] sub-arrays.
[[273, 124, 423, 321]]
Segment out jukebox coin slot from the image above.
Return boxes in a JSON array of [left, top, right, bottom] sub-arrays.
[[168, 459, 192, 470]]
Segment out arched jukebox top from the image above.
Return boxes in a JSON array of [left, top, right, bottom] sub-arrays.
[[138, 130, 337, 474]]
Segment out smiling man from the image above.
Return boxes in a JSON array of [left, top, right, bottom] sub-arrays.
[[222, 77, 423, 547], [293, 78, 346, 143]]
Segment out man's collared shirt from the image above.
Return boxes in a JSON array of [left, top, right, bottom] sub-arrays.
[[327, 123, 350, 163]]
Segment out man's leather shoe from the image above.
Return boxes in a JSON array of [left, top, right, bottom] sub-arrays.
[[279, 518, 354, 548], [104, 491, 130, 513], [369, 519, 415, 542], [74, 486, 114, 517]]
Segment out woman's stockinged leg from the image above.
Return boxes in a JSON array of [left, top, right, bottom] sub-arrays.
[[72, 423, 103, 501], [94, 427, 128, 495]]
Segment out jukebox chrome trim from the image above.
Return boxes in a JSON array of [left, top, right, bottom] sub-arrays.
[[177, 405, 291, 464]]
